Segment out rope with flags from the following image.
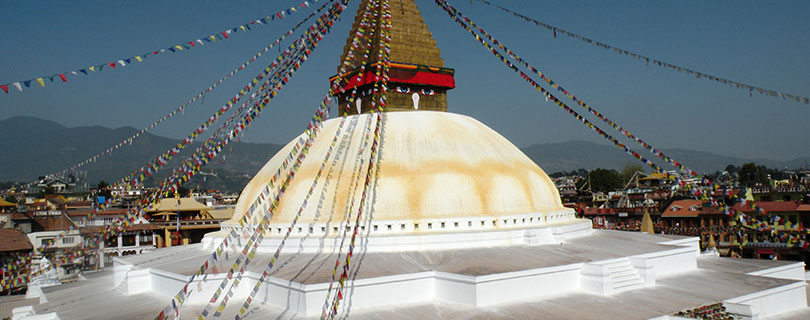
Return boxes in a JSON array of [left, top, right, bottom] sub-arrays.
[[473, 0, 809, 105], [3, 2, 338, 288], [227, 1, 386, 317], [434, 0, 794, 246], [8, 28, 308, 279], [323, 1, 391, 318], [211, 1, 391, 318], [150, 5, 351, 318], [16, 0, 340, 193], [0, 0, 324, 95]]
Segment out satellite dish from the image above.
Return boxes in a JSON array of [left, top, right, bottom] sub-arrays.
[[412, 93, 419, 110]]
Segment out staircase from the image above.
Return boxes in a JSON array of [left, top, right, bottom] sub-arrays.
[[581, 257, 646, 294]]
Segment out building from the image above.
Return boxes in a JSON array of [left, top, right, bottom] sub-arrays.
[[0, 198, 17, 213], [732, 201, 810, 261], [661, 199, 735, 251], [147, 197, 225, 248], [0, 229, 33, 295]]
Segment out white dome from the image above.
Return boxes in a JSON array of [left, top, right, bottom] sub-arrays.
[[226, 111, 567, 229]]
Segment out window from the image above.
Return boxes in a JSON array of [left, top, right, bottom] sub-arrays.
[[401, 224, 406, 230], [414, 223, 419, 229], [62, 237, 74, 244], [41, 238, 54, 246], [387, 225, 392, 231], [440, 222, 446, 228]]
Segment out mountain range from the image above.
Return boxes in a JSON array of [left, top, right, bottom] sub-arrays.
[[1, 116, 807, 192]]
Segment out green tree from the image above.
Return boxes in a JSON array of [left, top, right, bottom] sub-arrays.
[[96, 180, 112, 199], [578, 168, 622, 193], [738, 162, 767, 187], [620, 163, 645, 187]]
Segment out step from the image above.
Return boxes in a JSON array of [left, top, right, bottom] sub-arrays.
[[610, 267, 636, 276], [614, 277, 644, 288], [612, 273, 641, 283]]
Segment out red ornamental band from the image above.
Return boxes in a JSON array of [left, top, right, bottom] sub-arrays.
[[331, 63, 455, 92]]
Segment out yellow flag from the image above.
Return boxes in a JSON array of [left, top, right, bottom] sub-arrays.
[[174, 45, 183, 51], [36, 78, 45, 87], [134, 56, 143, 62]]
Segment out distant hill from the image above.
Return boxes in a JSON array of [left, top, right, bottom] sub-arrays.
[[2, 116, 807, 192], [0, 116, 283, 191], [521, 140, 810, 174]]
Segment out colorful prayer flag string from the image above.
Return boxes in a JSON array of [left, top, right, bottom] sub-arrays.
[[473, 0, 809, 105], [15, 0, 336, 193], [434, 0, 789, 245], [0, 0, 324, 95]]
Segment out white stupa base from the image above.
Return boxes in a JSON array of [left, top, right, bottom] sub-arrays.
[[203, 210, 585, 253], [106, 226, 808, 319]]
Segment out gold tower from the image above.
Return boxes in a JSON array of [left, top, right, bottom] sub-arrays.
[[331, 0, 455, 114]]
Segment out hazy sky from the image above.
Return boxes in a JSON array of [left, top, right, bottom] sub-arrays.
[[2, 0, 809, 162]]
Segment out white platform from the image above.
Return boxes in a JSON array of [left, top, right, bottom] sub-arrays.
[[98, 227, 807, 319], [9, 227, 809, 320]]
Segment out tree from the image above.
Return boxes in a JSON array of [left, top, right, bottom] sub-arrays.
[[177, 186, 190, 197], [578, 168, 623, 193], [738, 162, 767, 187], [96, 180, 112, 199], [620, 163, 645, 187]]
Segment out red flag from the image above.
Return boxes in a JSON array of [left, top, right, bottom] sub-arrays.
[[221, 32, 229, 39], [58, 74, 66, 82], [158, 310, 165, 320], [108, 62, 116, 68], [0, 85, 7, 94]]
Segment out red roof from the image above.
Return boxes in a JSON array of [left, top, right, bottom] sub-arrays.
[[798, 204, 810, 212], [0, 229, 33, 252], [732, 201, 800, 213], [663, 200, 723, 217]]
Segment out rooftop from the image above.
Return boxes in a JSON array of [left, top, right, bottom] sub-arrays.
[[0, 228, 33, 252]]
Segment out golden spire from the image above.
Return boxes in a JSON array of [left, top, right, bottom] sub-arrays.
[[332, 0, 455, 114]]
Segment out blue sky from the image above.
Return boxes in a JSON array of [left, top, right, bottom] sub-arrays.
[[2, 0, 809, 162]]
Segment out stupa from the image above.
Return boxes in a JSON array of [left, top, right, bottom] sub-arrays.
[[10, 1, 809, 319]]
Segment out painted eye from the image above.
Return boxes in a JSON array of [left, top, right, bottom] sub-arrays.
[[420, 88, 436, 96], [395, 86, 411, 94]]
